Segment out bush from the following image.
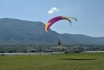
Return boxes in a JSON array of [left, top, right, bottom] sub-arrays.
[[0, 50, 5, 53], [74, 51, 80, 53]]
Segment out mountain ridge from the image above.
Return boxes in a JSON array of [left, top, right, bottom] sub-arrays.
[[0, 18, 104, 45]]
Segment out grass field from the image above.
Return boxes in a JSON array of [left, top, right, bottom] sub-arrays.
[[0, 53, 104, 70]]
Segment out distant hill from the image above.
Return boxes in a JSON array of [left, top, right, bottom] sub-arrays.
[[0, 18, 104, 45], [59, 33, 104, 45]]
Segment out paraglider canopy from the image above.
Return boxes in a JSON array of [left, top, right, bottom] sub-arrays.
[[45, 16, 77, 32], [45, 16, 72, 32], [68, 17, 77, 21]]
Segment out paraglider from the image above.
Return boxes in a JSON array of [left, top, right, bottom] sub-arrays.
[[44, 16, 77, 46], [45, 16, 72, 32], [68, 17, 77, 21], [57, 40, 61, 46]]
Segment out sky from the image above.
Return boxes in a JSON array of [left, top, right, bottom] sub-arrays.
[[0, 0, 104, 37]]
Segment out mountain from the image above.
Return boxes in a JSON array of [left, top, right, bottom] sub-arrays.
[[0, 18, 104, 45], [59, 33, 104, 45]]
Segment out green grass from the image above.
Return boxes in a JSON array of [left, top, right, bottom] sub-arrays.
[[0, 53, 104, 70]]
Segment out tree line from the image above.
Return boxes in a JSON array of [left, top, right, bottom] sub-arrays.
[[0, 44, 104, 53]]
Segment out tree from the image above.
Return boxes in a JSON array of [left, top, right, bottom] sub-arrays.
[[0, 50, 5, 53]]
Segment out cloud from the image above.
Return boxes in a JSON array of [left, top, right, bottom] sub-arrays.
[[48, 7, 60, 14]]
